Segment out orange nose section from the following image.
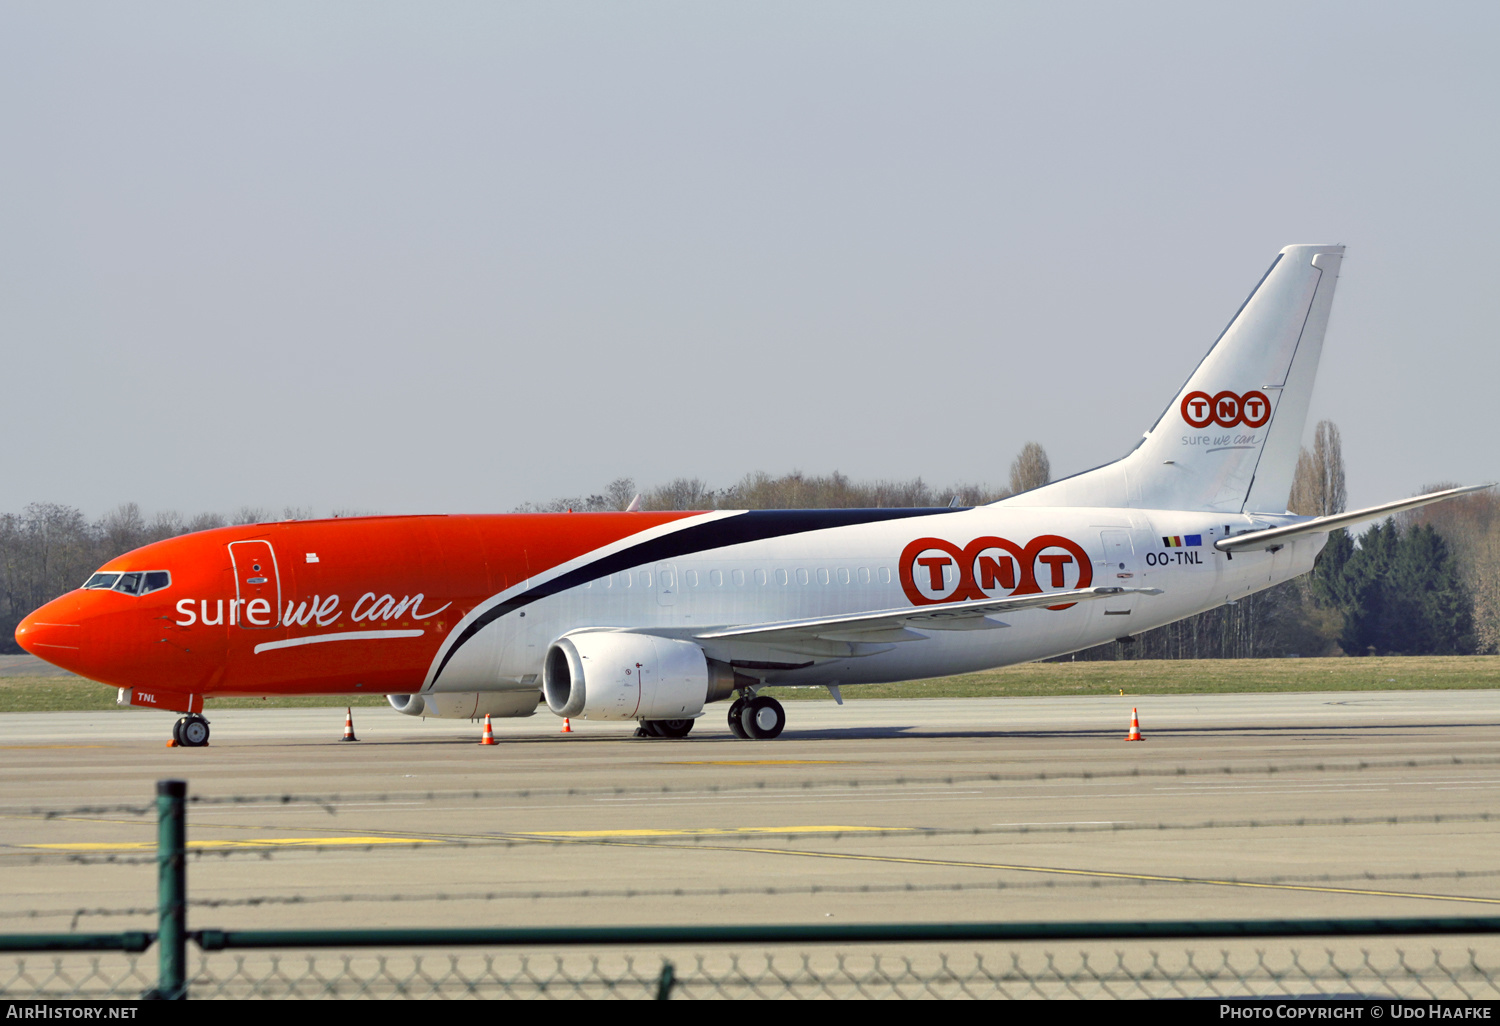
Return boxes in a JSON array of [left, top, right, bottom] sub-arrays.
[[15, 600, 88, 674]]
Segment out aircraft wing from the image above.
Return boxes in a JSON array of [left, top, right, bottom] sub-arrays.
[[1216, 484, 1494, 553], [694, 586, 1164, 646]]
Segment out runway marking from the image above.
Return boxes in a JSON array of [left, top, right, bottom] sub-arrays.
[[992, 821, 1132, 827], [515, 826, 908, 839], [23, 837, 442, 851], [594, 790, 978, 803], [649, 843, 1500, 908], [0, 745, 110, 750], [666, 760, 852, 766]]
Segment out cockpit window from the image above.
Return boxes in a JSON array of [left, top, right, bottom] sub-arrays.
[[82, 570, 171, 595]]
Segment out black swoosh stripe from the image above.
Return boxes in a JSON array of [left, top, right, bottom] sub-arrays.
[[432, 507, 964, 685]]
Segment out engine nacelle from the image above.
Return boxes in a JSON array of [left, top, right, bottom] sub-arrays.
[[543, 632, 731, 721], [386, 691, 541, 719]]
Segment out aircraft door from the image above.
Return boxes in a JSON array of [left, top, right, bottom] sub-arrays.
[[228, 540, 281, 628], [1097, 530, 1138, 620], [656, 563, 679, 607]]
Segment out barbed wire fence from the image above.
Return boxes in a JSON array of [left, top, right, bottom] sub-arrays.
[[4, 772, 1500, 999]]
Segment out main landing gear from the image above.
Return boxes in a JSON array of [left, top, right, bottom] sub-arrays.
[[632, 694, 787, 741], [635, 718, 694, 739], [172, 714, 210, 747], [727, 695, 785, 740]]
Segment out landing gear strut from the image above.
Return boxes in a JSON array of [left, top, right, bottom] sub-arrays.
[[173, 714, 210, 747]]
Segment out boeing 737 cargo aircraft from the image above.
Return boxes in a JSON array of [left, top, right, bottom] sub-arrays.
[[15, 245, 1489, 746]]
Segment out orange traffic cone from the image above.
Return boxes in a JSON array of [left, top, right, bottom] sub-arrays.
[[1125, 707, 1144, 741], [340, 708, 359, 742], [561, 717, 573, 734], [479, 714, 496, 745]]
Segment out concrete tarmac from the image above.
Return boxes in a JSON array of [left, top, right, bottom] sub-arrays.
[[2, 691, 1499, 937]]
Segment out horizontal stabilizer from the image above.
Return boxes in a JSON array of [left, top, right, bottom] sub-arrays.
[[1215, 484, 1495, 553], [695, 586, 1163, 647]]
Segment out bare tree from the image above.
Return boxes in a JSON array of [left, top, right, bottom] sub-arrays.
[[604, 478, 638, 511], [1288, 420, 1347, 516], [1403, 480, 1500, 654], [1008, 442, 1050, 495], [643, 478, 717, 511]]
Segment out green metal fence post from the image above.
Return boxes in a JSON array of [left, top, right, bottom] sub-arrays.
[[655, 960, 676, 1000], [154, 779, 187, 1000]]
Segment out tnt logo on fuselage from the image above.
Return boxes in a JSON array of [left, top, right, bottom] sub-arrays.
[[1181, 389, 1271, 429], [899, 535, 1093, 610]]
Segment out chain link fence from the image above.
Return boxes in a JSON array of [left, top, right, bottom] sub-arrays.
[[7, 941, 1500, 1000], [6, 778, 1500, 1000]]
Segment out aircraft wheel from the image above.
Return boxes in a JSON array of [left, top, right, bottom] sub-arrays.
[[171, 718, 186, 745], [741, 696, 785, 740], [179, 715, 210, 747], [727, 699, 749, 739], [648, 718, 693, 739]]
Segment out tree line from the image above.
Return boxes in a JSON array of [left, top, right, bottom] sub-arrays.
[[3, 432, 1494, 658], [1071, 422, 1497, 660]]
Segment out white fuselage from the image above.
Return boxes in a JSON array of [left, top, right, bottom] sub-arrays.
[[429, 506, 1322, 695]]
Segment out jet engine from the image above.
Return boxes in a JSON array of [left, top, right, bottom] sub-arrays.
[[386, 691, 541, 719], [543, 631, 733, 721]]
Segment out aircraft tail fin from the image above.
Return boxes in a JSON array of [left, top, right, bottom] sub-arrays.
[[1000, 244, 1344, 514]]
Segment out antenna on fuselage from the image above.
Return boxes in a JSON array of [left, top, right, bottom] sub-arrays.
[[625, 494, 642, 512]]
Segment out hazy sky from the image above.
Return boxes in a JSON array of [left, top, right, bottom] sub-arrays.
[[3, 2, 1497, 519]]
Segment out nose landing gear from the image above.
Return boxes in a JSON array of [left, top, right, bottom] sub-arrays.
[[172, 714, 210, 747]]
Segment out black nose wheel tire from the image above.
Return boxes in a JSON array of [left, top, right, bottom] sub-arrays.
[[171, 717, 186, 746], [179, 714, 210, 747], [740, 696, 785, 740], [727, 699, 749, 739]]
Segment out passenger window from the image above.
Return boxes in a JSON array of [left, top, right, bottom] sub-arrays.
[[817, 568, 831, 585], [685, 570, 699, 588], [796, 568, 809, 585], [858, 567, 871, 584], [639, 571, 653, 588], [837, 568, 850, 585], [114, 573, 143, 595], [775, 569, 789, 586], [735, 569, 748, 587], [878, 567, 892, 584], [143, 571, 171, 594], [754, 569, 767, 586], [621, 573, 632, 589], [84, 573, 120, 590], [710, 570, 723, 587]]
